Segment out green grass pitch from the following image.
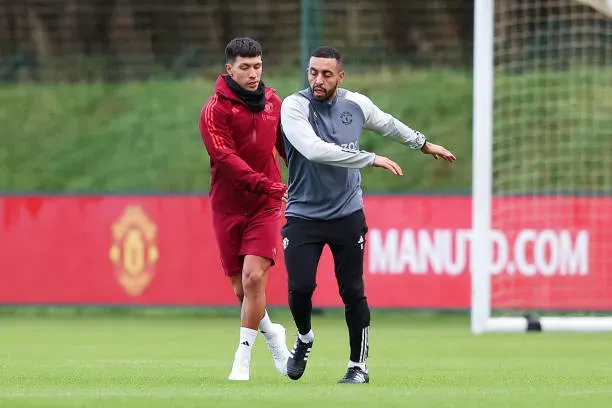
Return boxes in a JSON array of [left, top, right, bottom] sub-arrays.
[[0, 309, 610, 407]]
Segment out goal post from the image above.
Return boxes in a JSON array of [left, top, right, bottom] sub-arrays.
[[471, 0, 612, 334], [471, 0, 494, 335]]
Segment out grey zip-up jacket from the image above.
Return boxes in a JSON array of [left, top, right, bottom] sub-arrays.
[[280, 87, 427, 220]]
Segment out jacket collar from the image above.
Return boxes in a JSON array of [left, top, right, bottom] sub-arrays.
[[214, 74, 276, 105]]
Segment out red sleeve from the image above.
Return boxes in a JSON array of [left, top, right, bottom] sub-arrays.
[[275, 121, 288, 166], [199, 95, 287, 199]]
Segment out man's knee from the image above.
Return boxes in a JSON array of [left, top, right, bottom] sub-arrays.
[[242, 255, 271, 291], [243, 267, 265, 289], [289, 280, 316, 297], [339, 283, 366, 306]]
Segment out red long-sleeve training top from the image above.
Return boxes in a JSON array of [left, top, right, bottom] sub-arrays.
[[199, 75, 287, 215]]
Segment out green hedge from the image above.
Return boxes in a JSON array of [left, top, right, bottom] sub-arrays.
[[0, 68, 472, 193]]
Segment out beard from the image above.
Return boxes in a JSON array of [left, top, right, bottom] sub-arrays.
[[311, 84, 337, 102]]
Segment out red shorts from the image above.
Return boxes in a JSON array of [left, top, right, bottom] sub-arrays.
[[212, 207, 281, 277]]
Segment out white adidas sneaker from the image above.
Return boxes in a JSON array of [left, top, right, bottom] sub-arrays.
[[228, 355, 250, 381], [262, 323, 290, 375]]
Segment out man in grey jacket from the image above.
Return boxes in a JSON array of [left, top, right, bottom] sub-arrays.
[[280, 46, 456, 384]]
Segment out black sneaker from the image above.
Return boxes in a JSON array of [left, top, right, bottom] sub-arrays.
[[286, 336, 313, 380], [338, 366, 369, 384]]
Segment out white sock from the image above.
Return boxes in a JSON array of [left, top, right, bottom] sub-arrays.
[[298, 329, 315, 343], [348, 361, 367, 372], [236, 327, 258, 360], [259, 310, 274, 335]]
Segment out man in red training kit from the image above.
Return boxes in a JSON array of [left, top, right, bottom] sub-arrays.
[[199, 37, 290, 381]]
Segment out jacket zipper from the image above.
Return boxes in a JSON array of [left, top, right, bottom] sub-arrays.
[[328, 105, 335, 134], [244, 112, 258, 216], [252, 112, 257, 141]]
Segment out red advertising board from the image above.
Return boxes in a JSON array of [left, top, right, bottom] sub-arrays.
[[0, 195, 610, 310]]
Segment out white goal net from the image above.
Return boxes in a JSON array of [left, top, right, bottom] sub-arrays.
[[471, 0, 612, 333]]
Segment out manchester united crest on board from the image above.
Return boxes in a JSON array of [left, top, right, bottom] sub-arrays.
[[109, 205, 159, 296]]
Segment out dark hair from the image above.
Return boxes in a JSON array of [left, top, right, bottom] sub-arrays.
[[225, 37, 262, 64], [310, 46, 343, 67]]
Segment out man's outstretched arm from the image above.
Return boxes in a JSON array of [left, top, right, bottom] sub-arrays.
[[199, 95, 287, 198], [348, 92, 456, 162]]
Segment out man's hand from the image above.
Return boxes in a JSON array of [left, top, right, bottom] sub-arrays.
[[420, 142, 456, 162], [282, 191, 288, 204], [373, 155, 403, 176], [269, 182, 288, 200]]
